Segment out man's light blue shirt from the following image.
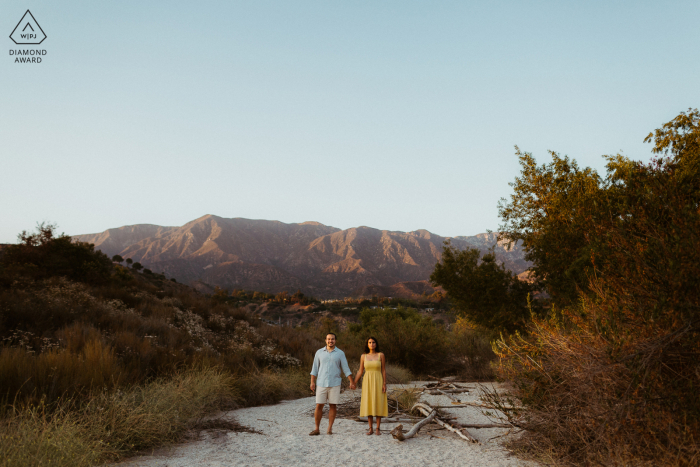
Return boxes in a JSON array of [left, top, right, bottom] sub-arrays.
[[310, 346, 352, 388]]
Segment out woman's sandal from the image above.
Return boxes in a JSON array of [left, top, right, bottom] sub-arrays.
[[366, 429, 374, 435], [309, 429, 320, 436], [375, 428, 382, 435]]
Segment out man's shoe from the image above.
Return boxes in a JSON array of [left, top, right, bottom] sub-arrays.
[[309, 429, 320, 436]]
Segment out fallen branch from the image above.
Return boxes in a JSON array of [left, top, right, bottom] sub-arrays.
[[428, 402, 519, 410], [436, 389, 461, 402], [390, 409, 436, 441], [456, 423, 512, 429], [357, 417, 419, 423], [427, 389, 469, 395], [412, 402, 479, 444]]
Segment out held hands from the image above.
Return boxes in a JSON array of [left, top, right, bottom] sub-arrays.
[[350, 382, 356, 390]]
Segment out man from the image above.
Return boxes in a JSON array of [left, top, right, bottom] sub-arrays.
[[309, 333, 355, 435]]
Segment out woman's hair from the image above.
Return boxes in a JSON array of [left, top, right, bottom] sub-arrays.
[[364, 336, 380, 354]]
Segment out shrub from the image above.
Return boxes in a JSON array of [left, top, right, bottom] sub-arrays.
[[491, 109, 700, 466], [431, 245, 535, 332], [0, 367, 237, 467], [0, 224, 112, 285], [385, 363, 414, 384]]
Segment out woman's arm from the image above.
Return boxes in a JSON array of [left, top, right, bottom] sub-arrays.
[[354, 354, 365, 385], [380, 353, 387, 393]]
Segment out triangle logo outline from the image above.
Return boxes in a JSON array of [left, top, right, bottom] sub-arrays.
[[10, 10, 47, 45]]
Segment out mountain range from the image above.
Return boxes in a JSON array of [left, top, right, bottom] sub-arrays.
[[73, 215, 530, 298]]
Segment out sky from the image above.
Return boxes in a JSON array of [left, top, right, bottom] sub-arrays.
[[1, 1, 699, 243]]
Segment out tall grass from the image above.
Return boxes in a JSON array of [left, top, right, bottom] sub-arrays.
[[0, 367, 236, 467], [233, 368, 310, 407], [0, 339, 122, 405], [385, 363, 414, 384]]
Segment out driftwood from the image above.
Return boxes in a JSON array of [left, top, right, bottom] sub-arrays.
[[358, 417, 420, 423], [436, 388, 463, 403], [427, 389, 469, 395], [457, 423, 512, 429], [426, 402, 519, 410], [390, 409, 436, 441], [426, 376, 476, 384], [413, 402, 479, 444]]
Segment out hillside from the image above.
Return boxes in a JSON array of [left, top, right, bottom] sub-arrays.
[[74, 215, 530, 298]]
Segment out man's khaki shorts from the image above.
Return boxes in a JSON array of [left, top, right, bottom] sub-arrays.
[[315, 385, 341, 405]]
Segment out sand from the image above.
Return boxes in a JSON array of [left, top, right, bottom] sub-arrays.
[[115, 382, 538, 467]]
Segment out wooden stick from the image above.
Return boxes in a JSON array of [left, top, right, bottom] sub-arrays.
[[429, 402, 519, 410], [436, 388, 461, 402], [457, 423, 512, 429], [412, 402, 479, 444], [389, 410, 436, 441], [427, 389, 469, 395]]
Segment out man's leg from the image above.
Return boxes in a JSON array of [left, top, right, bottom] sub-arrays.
[[327, 403, 337, 433], [314, 403, 324, 431]]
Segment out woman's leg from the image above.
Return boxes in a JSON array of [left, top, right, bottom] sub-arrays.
[[375, 416, 382, 435], [367, 416, 374, 434]]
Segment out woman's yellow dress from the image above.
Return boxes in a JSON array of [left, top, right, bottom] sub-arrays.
[[360, 356, 388, 417]]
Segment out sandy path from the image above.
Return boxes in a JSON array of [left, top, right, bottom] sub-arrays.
[[116, 382, 537, 467]]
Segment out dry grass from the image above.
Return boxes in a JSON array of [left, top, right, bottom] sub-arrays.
[[0, 338, 123, 405], [234, 367, 310, 407], [389, 387, 421, 412], [385, 363, 414, 384], [489, 300, 700, 467], [0, 367, 239, 467], [0, 407, 101, 467]]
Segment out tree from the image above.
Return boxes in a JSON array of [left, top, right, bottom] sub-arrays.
[[0, 223, 113, 285], [112, 254, 123, 264], [132, 262, 143, 272], [430, 244, 534, 332], [125, 258, 133, 267], [497, 148, 611, 306], [492, 109, 700, 464]]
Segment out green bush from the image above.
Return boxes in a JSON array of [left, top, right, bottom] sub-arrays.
[[0, 224, 112, 286], [492, 109, 700, 466], [431, 245, 535, 332]]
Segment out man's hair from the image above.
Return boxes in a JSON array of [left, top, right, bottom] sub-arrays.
[[326, 332, 337, 339]]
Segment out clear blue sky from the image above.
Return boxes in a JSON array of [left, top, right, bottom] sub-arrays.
[[2, 1, 698, 243]]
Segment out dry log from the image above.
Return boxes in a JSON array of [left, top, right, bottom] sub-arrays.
[[357, 417, 419, 423], [428, 402, 519, 410], [427, 389, 469, 395], [457, 423, 512, 429], [412, 402, 479, 444], [436, 388, 461, 402], [389, 409, 436, 441]]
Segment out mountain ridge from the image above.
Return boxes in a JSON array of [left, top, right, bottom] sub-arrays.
[[73, 215, 530, 298]]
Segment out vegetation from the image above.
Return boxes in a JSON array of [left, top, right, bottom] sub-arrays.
[[430, 244, 536, 332], [0, 226, 322, 465], [0, 224, 462, 466], [485, 109, 700, 465], [0, 367, 238, 467], [322, 307, 497, 380]]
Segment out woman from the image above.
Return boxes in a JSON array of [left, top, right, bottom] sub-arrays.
[[354, 336, 388, 435]]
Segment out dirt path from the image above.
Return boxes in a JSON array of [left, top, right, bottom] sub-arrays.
[[116, 382, 537, 467]]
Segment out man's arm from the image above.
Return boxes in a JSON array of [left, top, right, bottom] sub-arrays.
[[340, 352, 356, 389], [310, 352, 319, 392]]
